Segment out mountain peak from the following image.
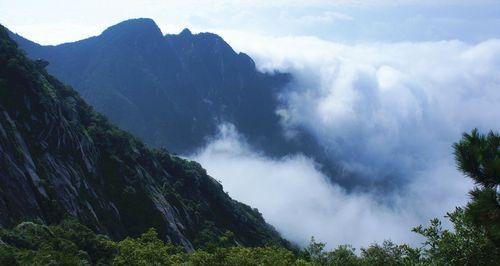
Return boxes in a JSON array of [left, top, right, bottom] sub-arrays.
[[180, 28, 192, 36], [101, 18, 162, 39]]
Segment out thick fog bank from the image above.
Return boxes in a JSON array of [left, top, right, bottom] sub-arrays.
[[191, 37, 500, 248]]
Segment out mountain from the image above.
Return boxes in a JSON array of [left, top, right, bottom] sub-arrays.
[[10, 18, 361, 190], [0, 25, 288, 250], [9, 18, 292, 155]]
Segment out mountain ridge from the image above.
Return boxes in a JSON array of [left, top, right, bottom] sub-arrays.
[[11, 18, 369, 189], [0, 24, 289, 250], [8, 18, 294, 154]]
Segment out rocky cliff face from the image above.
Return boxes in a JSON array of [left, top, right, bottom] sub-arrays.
[[0, 25, 288, 250]]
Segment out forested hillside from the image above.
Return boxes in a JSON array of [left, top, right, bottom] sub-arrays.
[[1, 128, 498, 265], [0, 24, 288, 251]]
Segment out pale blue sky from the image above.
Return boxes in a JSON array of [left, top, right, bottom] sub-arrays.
[[1, 0, 500, 45]]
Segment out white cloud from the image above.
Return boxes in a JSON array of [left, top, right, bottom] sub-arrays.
[[190, 34, 500, 248], [280, 11, 354, 26], [191, 124, 471, 249], [219, 33, 500, 182]]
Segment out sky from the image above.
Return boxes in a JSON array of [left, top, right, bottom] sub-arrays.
[[2, 0, 500, 249], [2, 0, 500, 44]]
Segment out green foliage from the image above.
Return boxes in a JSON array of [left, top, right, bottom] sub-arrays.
[[299, 237, 419, 266], [360, 241, 419, 266], [0, 245, 18, 266], [297, 210, 498, 266], [0, 220, 116, 265], [324, 245, 359, 266], [176, 246, 298, 266], [1, 205, 499, 266], [453, 129, 500, 245], [112, 228, 181, 266], [466, 188, 500, 243], [454, 129, 500, 187], [413, 208, 499, 266], [0, 220, 296, 265]]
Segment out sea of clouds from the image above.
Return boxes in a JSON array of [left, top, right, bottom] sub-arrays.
[[191, 34, 500, 249]]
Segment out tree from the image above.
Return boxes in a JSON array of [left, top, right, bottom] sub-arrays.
[[453, 129, 500, 245], [413, 208, 499, 265], [112, 228, 181, 266]]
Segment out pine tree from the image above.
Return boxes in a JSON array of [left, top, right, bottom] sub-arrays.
[[453, 129, 500, 245]]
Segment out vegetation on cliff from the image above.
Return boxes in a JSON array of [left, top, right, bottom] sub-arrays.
[[0, 24, 287, 251]]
